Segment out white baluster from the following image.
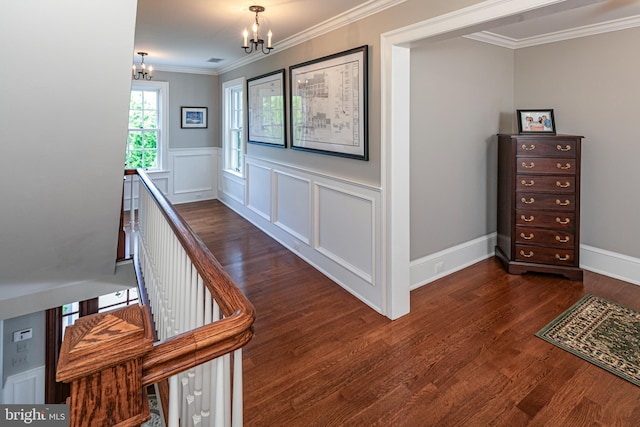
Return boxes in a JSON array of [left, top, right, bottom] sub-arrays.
[[169, 375, 180, 427], [182, 376, 191, 426], [214, 356, 225, 427], [129, 174, 135, 254], [202, 293, 213, 427], [223, 353, 231, 427], [194, 274, 205, 419], [232, 349, 243, 427]]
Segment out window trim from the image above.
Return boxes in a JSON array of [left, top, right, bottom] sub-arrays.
[[222, 77, 246, 178], [129, 80, 169, 172]]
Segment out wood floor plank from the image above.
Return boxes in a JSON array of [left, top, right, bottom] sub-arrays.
[[176, 200, 640, 426]]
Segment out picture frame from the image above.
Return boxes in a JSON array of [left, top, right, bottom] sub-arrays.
[[181, 106, 208, 129], [289, 45, 368, 160], [517, 109, 556, 135], [247, 69, 286, 148]]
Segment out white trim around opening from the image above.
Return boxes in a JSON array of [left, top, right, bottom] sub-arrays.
[[380, 0, 583, 319]]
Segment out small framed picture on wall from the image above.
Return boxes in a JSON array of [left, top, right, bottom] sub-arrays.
[[181, 106, 208, 129]]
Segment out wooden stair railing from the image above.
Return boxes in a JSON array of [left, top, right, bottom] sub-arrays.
[[56, 305, 155, 427], [57, 169, 256, 427]]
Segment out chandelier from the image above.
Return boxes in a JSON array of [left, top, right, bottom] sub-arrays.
[[132, 52, 153, 80], [242, 5, 273, 55]]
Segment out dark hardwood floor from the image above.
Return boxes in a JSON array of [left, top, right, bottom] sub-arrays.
[[175, 199, 640, 426]]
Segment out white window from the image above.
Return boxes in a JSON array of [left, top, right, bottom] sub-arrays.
[[127, 80, 168, 170], [223, 77, 245, 176], [61, 288, 139, 337]]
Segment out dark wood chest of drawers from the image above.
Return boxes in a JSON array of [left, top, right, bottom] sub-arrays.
[[495, 134, 583, 280]]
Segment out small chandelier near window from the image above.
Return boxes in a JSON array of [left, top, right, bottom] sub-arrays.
[[132, 52, 153, 80], [242, 5, 273, 55]]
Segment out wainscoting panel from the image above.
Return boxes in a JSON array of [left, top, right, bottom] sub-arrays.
[[2, 366, 45, 404], [274, 171, 311, 245], [220, 172, 246, 206], [124, 148, 217, 210], [315, 184, 374, 284], [218, 156, 383, 313], [171, 148, 216, 203], [123, 173, 169, 211], [246, 163, 272, 222]]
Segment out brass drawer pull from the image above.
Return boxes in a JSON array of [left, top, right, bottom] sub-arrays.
[[557, 163, 571, 170], [521, 179, 535, 187], [557, 144, 572, 152], [556, 235, 570, 243], [522, 162, 535, 169], [555, 254, 571, 261], [521, 144, 536, 151], [556, 217, 571, 225], [556, 199, 570, 206], [556, 181, 570, 188], [521, 197, 535, 204], [520, 250, 534, 258], [520, 233, 534, 240], [521, 215, 535, 222]]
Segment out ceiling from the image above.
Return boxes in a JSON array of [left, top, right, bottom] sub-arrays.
[[133, 0, 401, 74], [133, 0, 640, 74]]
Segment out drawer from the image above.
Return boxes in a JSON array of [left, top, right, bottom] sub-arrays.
[[516, 226, 574, 248], [515, 245, 576, 266], [516, 210, 575, 230], [517, 158, 576, 174], [516, 141, 577, 158], [517, 193, 576, 211], [516, 175, 575, 193]]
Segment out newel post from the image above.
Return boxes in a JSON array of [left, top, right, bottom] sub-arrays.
[[56, 304, 154, 427]]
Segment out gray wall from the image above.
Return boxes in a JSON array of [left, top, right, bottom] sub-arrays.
[[152, 71, 219, 149], [514, 27, 640, 258], [219, 0, 485, 187], [409, 37, 514, 259], [2, 312, 45, 386], [219, 1, 638, 263]]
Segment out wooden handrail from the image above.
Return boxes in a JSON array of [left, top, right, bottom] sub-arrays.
[[57, 169, 255, 426], [134, 168, 256, 384]]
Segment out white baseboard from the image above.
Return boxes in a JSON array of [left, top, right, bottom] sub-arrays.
[[410, 233, 497, 290], [581, 244, 640, 286], [409, 237, 640, 290]]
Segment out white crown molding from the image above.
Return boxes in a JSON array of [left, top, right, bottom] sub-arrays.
[[466, 14, 640, 49], [151, 64, 219, 75], [218, 0, 407, 74], [464, 31, 518, 48]]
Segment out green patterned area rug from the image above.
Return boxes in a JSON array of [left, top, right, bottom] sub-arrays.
[[536, 294, 640, 386]]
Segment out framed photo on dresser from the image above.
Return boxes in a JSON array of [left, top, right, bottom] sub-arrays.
[[517, 109, 556, 135]]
